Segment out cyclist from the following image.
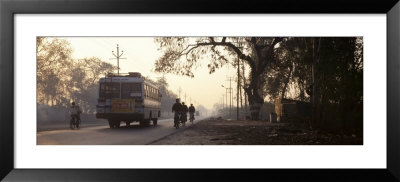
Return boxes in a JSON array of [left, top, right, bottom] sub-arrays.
[[172, 98, 182, 128], [70, 102, 82, 129], [188, 104, 196, 123], [181, 102, 189, 126]]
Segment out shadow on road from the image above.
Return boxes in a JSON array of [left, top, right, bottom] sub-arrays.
[[96, 123, 159, 132]]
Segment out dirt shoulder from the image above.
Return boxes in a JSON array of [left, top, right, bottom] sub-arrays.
[[151, 118, 362, 145]]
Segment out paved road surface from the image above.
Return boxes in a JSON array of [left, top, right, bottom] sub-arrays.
[[37, 116, 208, 145]]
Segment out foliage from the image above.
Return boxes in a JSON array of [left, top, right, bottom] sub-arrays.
[[154, 37, 283, 120], [154, 37, 363, 134], [37, 37, 116, 113], [263, 37, 363, 134], [154, 76, 178, 114]]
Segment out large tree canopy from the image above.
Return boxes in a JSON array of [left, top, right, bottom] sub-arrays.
[[154, 37, 283, 120]]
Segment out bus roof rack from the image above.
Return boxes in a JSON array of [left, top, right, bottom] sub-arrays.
[[105, 72, 142, 78], [128, 72, 141, 77]]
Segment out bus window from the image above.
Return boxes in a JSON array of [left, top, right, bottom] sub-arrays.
[[144, 85, 146, 98], [122, 83, 141, 99], [145, 85, 148, 98], [152, 87, 155, 100], [99, 82, 120, 99], [149, 87, 151, 98]]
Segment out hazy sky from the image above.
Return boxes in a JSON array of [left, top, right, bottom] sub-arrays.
[[64, 37, 239, 110]]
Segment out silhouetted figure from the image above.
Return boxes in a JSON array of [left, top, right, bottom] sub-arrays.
[[172, 98, 182, 128], [189, 104, 196, 121], [70, 102, 82, 129], [181, 102, 189, 125]]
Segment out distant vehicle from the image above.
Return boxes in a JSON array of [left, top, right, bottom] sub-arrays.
[[196, 111, 199, 116], [96, 72, 161, 128]]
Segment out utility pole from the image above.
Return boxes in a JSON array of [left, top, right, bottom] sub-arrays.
[[225, 89, 228, 110], [236, 39, 243, 120], [184, 93, 187, 103], [222, 97, 225, 111], [110, 44, 126, 75], [221, 85, 229, 111], [226, 76, 233, 118], [222, 94, 225, 109]]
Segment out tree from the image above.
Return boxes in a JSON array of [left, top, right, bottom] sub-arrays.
[[37, 37, 73, 106], [264, 37, 363, 133], [154, 37, 283, 120], [67, 57, 117, 113], [156, 75, 168, 95], [37, 37, 117, 113], [314, 37, 363, 134]]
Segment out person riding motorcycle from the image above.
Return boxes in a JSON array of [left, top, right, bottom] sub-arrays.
[[188, 104, 196, 121], [172, 98, 182, 128], [181, 102, 189, 125], [70, 102, 82, 129]]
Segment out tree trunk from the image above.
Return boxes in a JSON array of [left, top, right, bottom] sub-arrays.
[[242, 60, 248, 119], [280, 63, 293, 101], [244, 71, 264, 120], [311, 38, 317, 128], [311, 38, 321, 129]]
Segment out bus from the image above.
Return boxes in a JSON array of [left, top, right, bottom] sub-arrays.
[[95, 72, 161, 128]]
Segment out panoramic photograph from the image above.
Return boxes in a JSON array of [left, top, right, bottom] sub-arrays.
[[36, 37, 363, 145]]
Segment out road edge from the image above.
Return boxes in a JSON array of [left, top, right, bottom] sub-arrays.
[[146, 117, 209, 144]]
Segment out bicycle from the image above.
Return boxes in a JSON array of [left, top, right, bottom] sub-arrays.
[[174, 113, 180, 129], [189, 112, 195, 124], [180, 113, 187, 127], [70, 115, 80, 129]]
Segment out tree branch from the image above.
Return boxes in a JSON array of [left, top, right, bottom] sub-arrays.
[[259, 37, 283, 71], [193, 41, 256, 71], [209, 37, 215, 43]]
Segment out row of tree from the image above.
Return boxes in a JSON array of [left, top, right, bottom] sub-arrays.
[[37, 37, 116, 113], [154, 37, 363, 134]]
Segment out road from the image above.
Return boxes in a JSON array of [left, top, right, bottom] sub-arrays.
[[37, 116, 208, 145]]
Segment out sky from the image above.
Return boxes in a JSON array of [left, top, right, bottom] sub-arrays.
[[63, 37, 240, 110]]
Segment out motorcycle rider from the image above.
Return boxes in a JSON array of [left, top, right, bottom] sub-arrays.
[[70, 102, 82, 129], [172, 98, 182, 127], [188, 104, 196, 121], [181, 102, 189, 125]]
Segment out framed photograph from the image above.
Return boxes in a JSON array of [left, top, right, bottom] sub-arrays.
[[1, 0, 400, 181]]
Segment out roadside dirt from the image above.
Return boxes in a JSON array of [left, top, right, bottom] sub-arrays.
[[151, 118, 363, 145]]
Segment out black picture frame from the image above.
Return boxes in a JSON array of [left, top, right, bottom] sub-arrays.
[[1, 0, 399, 181]]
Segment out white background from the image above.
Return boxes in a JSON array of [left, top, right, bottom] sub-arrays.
[[15, 14, 386, 168]]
